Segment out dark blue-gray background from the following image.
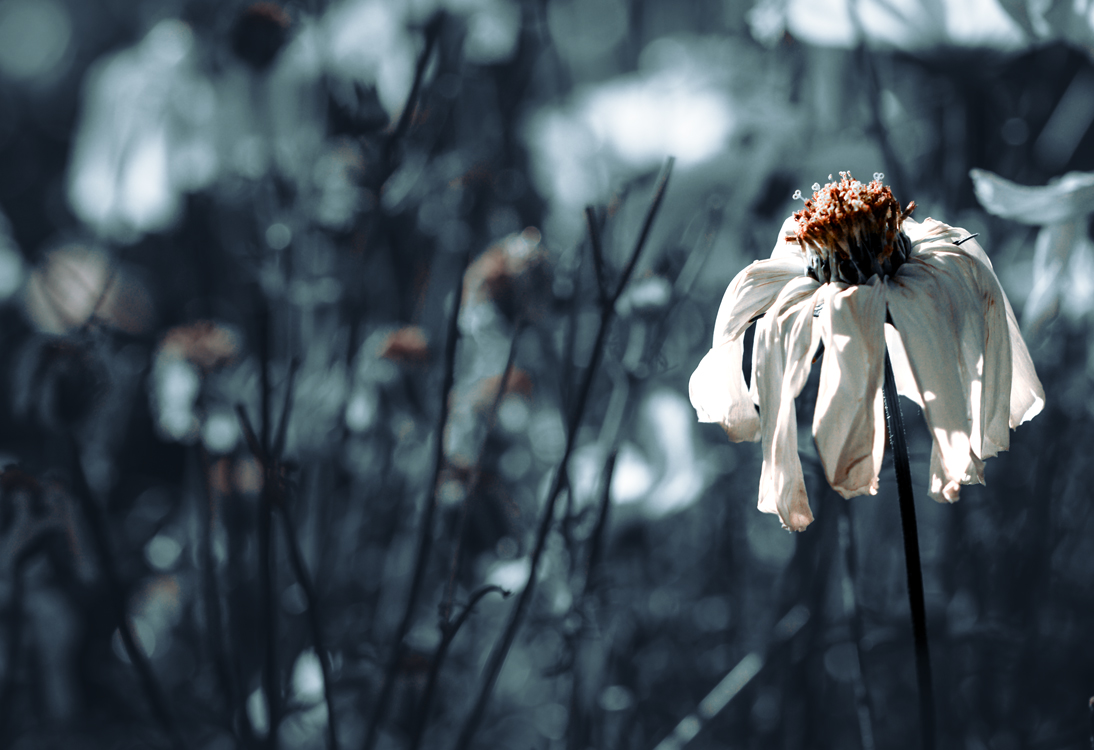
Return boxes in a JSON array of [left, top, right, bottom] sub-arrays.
[[0, 0, 1090, 748]]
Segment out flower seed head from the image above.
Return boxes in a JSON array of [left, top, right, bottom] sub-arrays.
[[791, 171, 916, 285], [231, 3, 291, 71]]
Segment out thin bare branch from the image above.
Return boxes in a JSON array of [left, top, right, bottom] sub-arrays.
[[409, 586, 511, 750], [451, 157, 674, 750], [362, 248, 472, 750]]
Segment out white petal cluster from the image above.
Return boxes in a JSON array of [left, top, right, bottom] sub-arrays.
[[690, 215, 1044, 530]]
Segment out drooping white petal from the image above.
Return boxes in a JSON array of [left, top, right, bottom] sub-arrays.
[[688, 338, 759, 442], [694, 245, 813, 440], [814, 279, 887, 499], [888, 251, 989, 502], [711, 255, 804, 347], [970, 168, 1094, 226], [883, 324, 923, 407], [909, 220, 1044, 432], [1004, 300, 1045, 427], [769, 214, 807, 261], [927, 437, 984, 504], [754, 278, 825, 531]]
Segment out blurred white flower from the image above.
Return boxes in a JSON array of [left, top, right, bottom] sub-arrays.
[[971, 168, 1094, 331], [68, 20, 216, 241], [322, 0, 519, 117], [690, 174, 1043, 530], [526, 50, 734, 217], [748, 0, 1027, 51], [523, 35, 770, 248]]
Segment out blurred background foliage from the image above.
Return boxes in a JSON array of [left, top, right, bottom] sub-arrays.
[[0, 0, 1091, 748]]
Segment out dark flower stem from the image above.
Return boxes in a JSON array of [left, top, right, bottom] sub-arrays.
[[66, 434, 187, 750], [881, 349, 936, 750], [441, 323, 522, 623], [278, 502, 339, 750], [409, 586, 511, 750], [451, 158, 673, 750], [361, 248, 471, 750], [197, 446, 243, 736]]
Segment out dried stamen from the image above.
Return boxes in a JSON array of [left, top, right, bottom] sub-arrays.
[[788, 171, 916, 285]]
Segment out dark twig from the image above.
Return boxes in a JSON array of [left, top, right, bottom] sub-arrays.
[[273, 357, 301, 461], [237, 404, 281, 749], [385, 13, 444, 157], [441, 323, 522, 623], [409, 586, 511, 750], [452, 158, 673, 750], [0, 560, 25, 741], [882, 347, 936, 750], [583, 449, 617, 596], [567, 450, 618, 750], [653, 605, 810, 750], [241, 386, 340, 750], [258, 464, 279, 748], [197, 446, 244, 738], [66, 434, 187, 750], [362, 249, 472, 750], [585, 207, 609, 304], [279, 500, 340, 750]]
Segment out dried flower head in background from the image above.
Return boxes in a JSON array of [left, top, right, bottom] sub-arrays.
[[379, 326, 431, 365], [151, 322, 240, 443], [690, 172, 1044, 530], [158, 321, 240, 374], [231, 2, 292, 71], [24, 245, 154, 335], [463, 228, 550, 322]]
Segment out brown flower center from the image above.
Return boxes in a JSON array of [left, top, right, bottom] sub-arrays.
[[790, 172, 916, 284]]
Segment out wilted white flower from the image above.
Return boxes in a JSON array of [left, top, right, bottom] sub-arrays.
[[690, 173, 1043, 530], [970, 168, 1094, 332], [748, 0, 1027, 52]]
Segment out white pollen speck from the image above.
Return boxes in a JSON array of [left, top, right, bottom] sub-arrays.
[[812, 182, 821, 191]]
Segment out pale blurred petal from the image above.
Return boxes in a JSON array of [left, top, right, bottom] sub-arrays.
[[814, 280, 886, 499], [1024, 219, 1082, 332], [711, 255, 805, 347], [970, 168, 1094, 225], [689, 340, 759, 442], [755, 280, 824, 531]]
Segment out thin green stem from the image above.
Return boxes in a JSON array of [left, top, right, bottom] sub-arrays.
[[881, 348, 936, 750]]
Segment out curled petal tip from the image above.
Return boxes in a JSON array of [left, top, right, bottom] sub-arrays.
[[782, 509, 814, 532]]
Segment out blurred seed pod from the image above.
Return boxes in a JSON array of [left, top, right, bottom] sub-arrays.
[[157, 320, 240, 374], [463, 228, 551, 322], [23, 244, 154, 335], [379, 325, 431, 365], [231, 2, 292, 71]]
